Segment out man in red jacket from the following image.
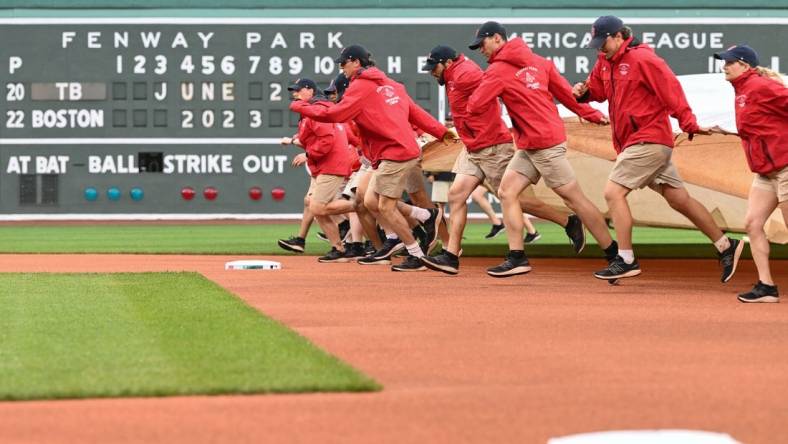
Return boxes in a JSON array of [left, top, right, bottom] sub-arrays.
[[574, 15, 743, 283], [291, 45, 451, 271], [287, 78, 359, 263], [418, 45, 587, 275], [467, 21, 619, 278]]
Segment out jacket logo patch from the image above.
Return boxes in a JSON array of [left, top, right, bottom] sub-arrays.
[[447, 81, 455, 91], [376, 85, 400, 105], [515, 67, 541, 90], [736, 94, 747, 108], [619, 63, 630, 76]]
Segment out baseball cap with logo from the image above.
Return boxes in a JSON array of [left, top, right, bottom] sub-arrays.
[[287, 78, 318, 92], [588, 15, 624, 50], [324, 73, 350, 97], [423, 45, 458, 71], [714, 44, 759, 67], [334, 45, 370, 65], [468, 21, 507, 50]]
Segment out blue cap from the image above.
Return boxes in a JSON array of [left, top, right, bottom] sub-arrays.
[[589, 15, 624, 50], [287, 78, 318, 92], [334, 45, 370, 65], [423, 45, 457, 71], [714, 44, 759, 67], [324, 73, 349, 96], [469, 21, 507, 50]]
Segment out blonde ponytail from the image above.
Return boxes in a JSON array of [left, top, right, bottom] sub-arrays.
[[755, 66, 786, 86]]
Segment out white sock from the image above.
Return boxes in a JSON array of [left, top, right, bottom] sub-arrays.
[[386, 232, 398, 240], [714, 236, 730, 253], [406, 242, 424, 258], [410, 206, 430, 223], [619, 249, 635, 264]]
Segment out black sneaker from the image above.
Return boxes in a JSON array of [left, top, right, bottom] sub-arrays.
[[277, 236, 305, 253], [485, 223, 505, 239], [343, 242, 367, 260], [357, 255, 392, 265], [719, 237, 744, 283], [487, 251, 532, 278], [318, 247, 349, 263], [363, 240, 376, 256], [420, 208, 442, 253], [420, 249, 460, 275], [412, 225, 430, 254], [370, 237, 405, 260], [315, 232, 329, 243], [524, 231, 541, 244], [565, 214, 586, 254], [391, 255, 427, 272], [738, 281, 779, 303], [594, 255, 641, 280]]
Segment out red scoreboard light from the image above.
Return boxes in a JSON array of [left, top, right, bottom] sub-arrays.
[[248, 186, 263, 201], [271, 187, 285, 201], [203, 186, 218, 200], [181, 187, 196, 201]]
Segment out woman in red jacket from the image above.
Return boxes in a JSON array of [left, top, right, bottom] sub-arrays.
[[715, 45, 787, 303]]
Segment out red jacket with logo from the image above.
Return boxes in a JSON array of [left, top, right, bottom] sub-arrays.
[[467, 38, 605, 151], [444, 54, 513, 152], [580, 38, 700, 154], [295, 100, 357, 178], [291, 67, 448, 168], [730, 69, 788, 174]]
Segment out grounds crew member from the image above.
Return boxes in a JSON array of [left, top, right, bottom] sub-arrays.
[[467, 21, 619, 278], [287, 78, 359, 262], [417, 45, 587, 275], [714, 44, 787, 302], [291, 45, 450, 271], [573, 15, 743, 283]]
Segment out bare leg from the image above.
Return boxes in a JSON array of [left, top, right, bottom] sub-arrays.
[[603, 180, 632, 249], [446, 174, 482, 255], [745, 187, 779, 285], [298, 194, 314, 238], [551, 180, 614, 248], [471, 186, 501, 225], [517, 191, 569, 227], [355, 171, 382, 249], [658, 185, 725, 242], [497, 170, 531, 251], [348, 212, 364, 243], [364, 189, 418, 246], [523, 213, 536, 234]]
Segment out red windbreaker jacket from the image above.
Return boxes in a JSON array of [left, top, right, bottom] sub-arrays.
[[444, 54, 512, 152], [730, 69, 788, 175], [296, 100, 357, 178], [581, 37, 700, 153], [467, 38, 604, 151], [291, 67, 448, 168]]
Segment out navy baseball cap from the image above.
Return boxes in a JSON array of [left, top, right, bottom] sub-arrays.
[[324, 73, 350, 96], [714, 44, 759, 67], [287, 78, 318, 92], [589, 15, 624, 50], [469, 21, 507, 50], [423, 45, 457, 71], [334, 45, 370, 65]]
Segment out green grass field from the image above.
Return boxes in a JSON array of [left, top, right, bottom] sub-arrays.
[[0, 222, 785, 258], [0, 272, 379, 401]]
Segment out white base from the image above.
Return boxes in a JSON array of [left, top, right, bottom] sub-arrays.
[[224, 260, 282, 270]]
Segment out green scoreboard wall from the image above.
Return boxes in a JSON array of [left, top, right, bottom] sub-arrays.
[[0, 16, 786, 218]]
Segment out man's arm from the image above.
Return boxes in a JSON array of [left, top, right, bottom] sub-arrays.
[[407, 96, 449, 139], [466, 68, 505, 115], [290, 86, 365, 123], [639, 56, 700, 134], [548, 64, 606, 123]]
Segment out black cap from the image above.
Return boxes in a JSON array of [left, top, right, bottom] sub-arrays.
[[423, 45, 457, 71], [714, 44, 759, 67], [469, 21, 507, 50], [589, 15, 624, 50], [335, 45, 370, 65], [324, 73, 350, 96], [287, 78, 318, 92]]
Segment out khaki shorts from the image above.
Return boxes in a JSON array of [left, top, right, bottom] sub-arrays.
[[610, 143, 684, 190], [431, 180, 450, 203], [309, 174, 346, 204], [404, 157, 425, 194], [453, 142, 514, 194], [506, 143, 576, 189], [343, 164, 372, 198], [370, 157, 421, 198], [752, 165, 788, 203]]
